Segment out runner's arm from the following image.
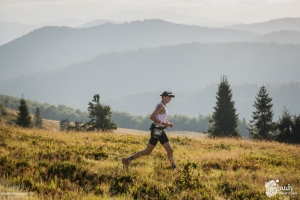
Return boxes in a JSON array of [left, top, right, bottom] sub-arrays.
[[150, 105, 165, 126]]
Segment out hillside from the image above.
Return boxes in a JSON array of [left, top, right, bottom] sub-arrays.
[[225, 17, 300, 34], [251, 30, 300, 44], [0, 19, 257, 81], [102, 83, 300, 121], [77, 19, 121, 28], [0, 21, 39, 46], [1, 107, 206, 137], [1, 108, 60, 132], [1, 43, 299, 120], [0, 124, 299, 199], [0, 19, 94, 46], [102, 11, 234, 27]]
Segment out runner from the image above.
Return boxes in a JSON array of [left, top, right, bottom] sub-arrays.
[[121, 91, 178, 172]]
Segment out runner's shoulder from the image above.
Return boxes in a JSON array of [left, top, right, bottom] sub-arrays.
[[156, 103, 165, 111]]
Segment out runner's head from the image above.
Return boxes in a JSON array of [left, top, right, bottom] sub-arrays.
[[160, 91, 175, 103]]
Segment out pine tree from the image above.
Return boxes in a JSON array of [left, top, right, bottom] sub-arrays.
[[16, 96, 32, 127], [34, 107, 43, 128], [291, 114, 300, 144], [60, 118, 70, 131], [248, 86, 274, 140], [276, 107, 300, 144], [208, 76, 240, 137], [4, 97, 9, 108], [0, 98, 8, 117], [68, 121, 84, 132], [87, 94, 117, 132]]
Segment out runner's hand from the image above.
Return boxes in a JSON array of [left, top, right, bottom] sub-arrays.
[[163, 122, 173, 128], [156, 122, 164, 127]]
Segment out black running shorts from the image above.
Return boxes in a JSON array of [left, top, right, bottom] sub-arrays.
[[149, 129, 169, 145]]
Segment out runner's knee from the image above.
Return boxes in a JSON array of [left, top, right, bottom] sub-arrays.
[[166, 148, 173, 156], [144, 149, 152, 155]]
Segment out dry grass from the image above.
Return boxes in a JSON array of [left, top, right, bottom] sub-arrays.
[[115, 128, 206, 138], [0, 124, 299, 199], [2, 108, 60, 132]]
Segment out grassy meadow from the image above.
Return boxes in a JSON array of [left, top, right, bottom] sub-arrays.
[[0, 123, 299, 200]]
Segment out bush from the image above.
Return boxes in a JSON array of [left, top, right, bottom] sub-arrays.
[[132, 182, 167, 200], [0, 103, 7, 116], [47, 162, 77, 179], [109, 175, 134, 195]]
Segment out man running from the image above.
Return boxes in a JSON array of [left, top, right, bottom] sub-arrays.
[[121, 91, 178, 172]]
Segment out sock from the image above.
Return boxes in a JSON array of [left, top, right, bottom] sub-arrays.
[[128, 156, 134, 161]]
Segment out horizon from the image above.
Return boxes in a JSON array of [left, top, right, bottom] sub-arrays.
[[0, 1, 299, 123], [1, 0, 300, 26]]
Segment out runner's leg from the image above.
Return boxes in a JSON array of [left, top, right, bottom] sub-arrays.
[[132, 142, 155, 159], [122, 142, 155, 170], [163, 142, 177, 169]]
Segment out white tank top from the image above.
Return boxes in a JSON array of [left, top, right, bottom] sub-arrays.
[[154, 102, 168, 123]]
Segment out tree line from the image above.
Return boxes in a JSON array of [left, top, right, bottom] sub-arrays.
[[1, 77, 299, 144], [110, 112, 249, 138], [4, 94, 117, 132], [0, 93, 249, 136], [208, 76, 300, 144]]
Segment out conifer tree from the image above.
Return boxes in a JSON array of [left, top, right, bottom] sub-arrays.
[[291, 115, 300, 144], [4, 97, 9, 107], [87, 94, 117, 131], [276, 107, 300, 144], [60, 118, 70, 131], [0, 103, 5, 117], [34, 107, 43, 128], [16, 96, 32, 127], [248, 86, 274, 140], [208, 76, 240, 137]]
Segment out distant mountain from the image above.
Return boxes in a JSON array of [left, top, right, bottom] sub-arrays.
[[77, 19, 122, 28], [251, 30, 300, 44], [0, 21, 39, 46], [0, 19, 257, 81], [0, 18, 93, 46], [0, 42, 299, 116], [225, 17, 300, 34], [103, 11, 236, 27], [40, 18, 92, 27]]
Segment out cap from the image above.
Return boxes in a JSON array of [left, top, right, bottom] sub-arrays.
[[160, 91, 175, 98]]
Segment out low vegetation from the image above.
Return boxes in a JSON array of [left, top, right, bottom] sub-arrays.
[[0, 124, 299, 199], [0, 94, 249, 137]]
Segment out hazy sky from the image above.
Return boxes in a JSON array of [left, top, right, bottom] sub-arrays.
[[1, 0, 300, 24]]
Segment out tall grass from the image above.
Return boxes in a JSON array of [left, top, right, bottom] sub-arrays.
[[0, 124, 299, 199]]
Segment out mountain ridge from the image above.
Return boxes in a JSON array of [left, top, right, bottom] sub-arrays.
[[225, 17, 300, 34], [0, 19, 257, 81], [251, 30, 300, 44], [1, 42, 299, 120]]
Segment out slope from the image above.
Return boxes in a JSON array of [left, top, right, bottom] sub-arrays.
[[0, 108, 60, 131], [0, 125, 299, 199], [0, 42, 299, 112], [225, 17, 300, 34], [0, 19, 256, 80], [251, 30, 300, 44]]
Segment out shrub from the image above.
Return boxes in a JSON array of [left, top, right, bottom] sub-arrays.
[[109, 175, 134, 195], [47, 162, 77, 179]]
